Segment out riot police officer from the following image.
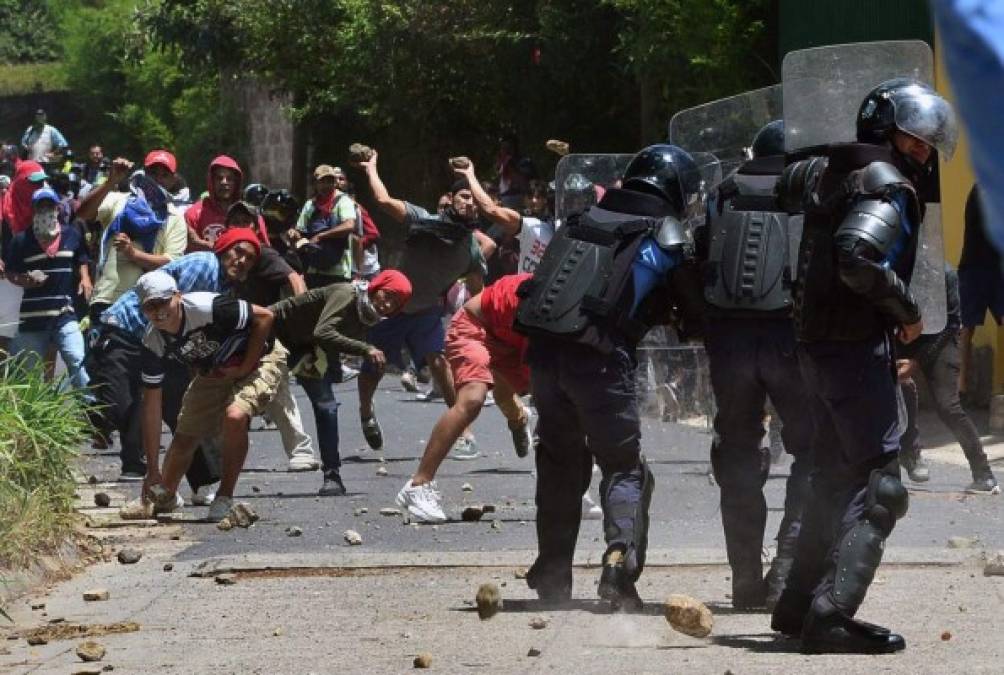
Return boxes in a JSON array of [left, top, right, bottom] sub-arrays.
[[770, 79, 958, 653], [699, 120, 812, 610], [516, 144, 704, 611]]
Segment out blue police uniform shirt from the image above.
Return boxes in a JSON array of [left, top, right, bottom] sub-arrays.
[[630, 237, 681, 315]]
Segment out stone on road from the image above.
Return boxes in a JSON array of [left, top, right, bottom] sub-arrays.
[[664, 594, 713, 638]]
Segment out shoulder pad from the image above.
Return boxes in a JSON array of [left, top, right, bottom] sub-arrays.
[[655, 216, 688, 249], [835, 198, 902, 254], [858, 161, 910, 195]]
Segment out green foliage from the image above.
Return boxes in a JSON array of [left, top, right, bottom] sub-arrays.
[[0, 62, 68, 96], [0, 0, 63, 64], [0, 356, 90, 569]]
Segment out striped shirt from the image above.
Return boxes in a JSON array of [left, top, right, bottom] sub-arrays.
[[2, 226, 88, 332], [100, 252, 227, 340]]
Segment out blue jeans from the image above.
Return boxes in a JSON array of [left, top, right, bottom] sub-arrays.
[[12, 319, 89, 391], [297, 372, 341, 473]]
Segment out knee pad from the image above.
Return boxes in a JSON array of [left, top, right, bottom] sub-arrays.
[[864, 467, 908, 536]]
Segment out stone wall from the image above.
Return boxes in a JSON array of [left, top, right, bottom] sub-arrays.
[[230, 77, 295, 190]]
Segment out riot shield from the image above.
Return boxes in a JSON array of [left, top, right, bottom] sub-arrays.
[[782, 40, 946, 332], [669, 85, 783, 177], [782, 40, 933, 152], [553, 153, 633, 221]]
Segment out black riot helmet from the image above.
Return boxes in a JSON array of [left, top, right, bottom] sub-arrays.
[[243, 182, 269, 207], [260, 189, 300, 230], [561, 172, 596, 218], [621, 144, 702, 215], [750, 120, 785, 158], [856, 78, 959, 160]]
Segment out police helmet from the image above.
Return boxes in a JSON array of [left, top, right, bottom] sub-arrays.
[[260, 189, 300, 228], [750, 120, 785, 158], [561, 172, 596, 217], [857, 78, 958, 160], [621, 144, 702, 215], [243, 183, 269, 207]]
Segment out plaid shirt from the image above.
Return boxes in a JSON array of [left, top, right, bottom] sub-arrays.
[[100, 252, 228, 340]]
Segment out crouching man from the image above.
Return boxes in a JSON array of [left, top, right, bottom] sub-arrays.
[[122, 269, 285, 521]]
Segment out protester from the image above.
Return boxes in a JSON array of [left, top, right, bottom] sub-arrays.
[[351, 149, 485, 452], [290, 164, 357, 288], [270, 270, 412, 495], [185, 155, 269, 250], [120, 268, 283, 522], [1, 160, 47, 351], [20, 109, 69, 164], [2, 187, 91, 388]]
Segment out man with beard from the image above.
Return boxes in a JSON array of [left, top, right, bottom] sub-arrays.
[[289, 164, 357, 289], [3, 187, 92, 388], [185, 155, 270, 251], [351, 150, 486, 451]]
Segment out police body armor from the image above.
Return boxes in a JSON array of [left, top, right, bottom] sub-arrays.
[[704, 156, 795, 316], [787, 143, 923, 342], [515, 206, 660, 353]]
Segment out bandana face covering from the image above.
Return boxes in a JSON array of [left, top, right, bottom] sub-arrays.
[[353, 280, 382, 326], [33, 205, 62, 255]]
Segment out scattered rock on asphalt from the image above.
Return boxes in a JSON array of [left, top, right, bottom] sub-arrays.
[[231, 502, 259, 528], [215, 574, 237, 586], [491, 520, 502, 530], [26, 635, 48, 645], [413, 652, 433, 668], [376, 467, 388, 477], [529, 617, 548, 630], [273, 627, 285, 637], [380, 507, 402, 517], [116, 548, 143, 565], [527, 647, 541, 657], [30, 602, 45, 610], [664, 594, 713, 638], [76, 640, 106, 662], [251, 485, 261, 493], [482, 504, 496, 513], [941, 630, 952, 641], [461, 483, 473, 492], [947, 536, 979, 549], [344, 529, 363, 545], [461, 506, 484, 522], [93, 493, 111, 508], [514, 568, 527, 580], [82, 589, 110, 602], [286, 526, 303, 537], [163, 563, 174, 572], [984, 551, 1004, 576], [88, 475, 98, 485], [71, 669, 102, 675], [354, 507, 368, 516], [476, 583, 502, 620], [217, 519, 234, 531], [20, 622, 140, 644]]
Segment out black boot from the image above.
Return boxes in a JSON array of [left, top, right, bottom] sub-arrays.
[[764, 555, 793, 612], [597, 546, 643, 612], [526, 560, 572, 606], [801, 608, 905, 654], [770, 588, 812, 636], [731, 566, 767, 610]]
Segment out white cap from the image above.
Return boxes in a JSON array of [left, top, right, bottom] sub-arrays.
[[136, 270, 178, 305]]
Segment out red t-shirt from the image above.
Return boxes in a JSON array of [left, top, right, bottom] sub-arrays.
[[480, 273, 531, 351]]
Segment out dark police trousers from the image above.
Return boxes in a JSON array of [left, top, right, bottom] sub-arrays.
[[900, 330, 993, 480], [704, 318, 813, 578], [527, 340, 648, 592], [786, 333, 902, 614]]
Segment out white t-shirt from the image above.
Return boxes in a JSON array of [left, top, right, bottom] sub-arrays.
[[517, 216, 556, 274]]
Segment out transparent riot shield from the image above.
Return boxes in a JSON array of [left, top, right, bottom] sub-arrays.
[[669, 85, 783, 177], [782, 40, 945, 332], [636, 327, 714, 430], [782, 40, 933, 152], [554, 153, 633, 221]]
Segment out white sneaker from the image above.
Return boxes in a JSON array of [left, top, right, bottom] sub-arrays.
[[189, 486, 216, 506], [400, 369, 419, 393], [207, 495, 234, 523], [483, 391, 495, 407], [449, 436, 480, 461], [287, 454, 320, 472], [396, 480, 447, 524], [582, 493, 602, 520]]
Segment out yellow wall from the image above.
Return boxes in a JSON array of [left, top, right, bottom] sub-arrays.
[[936, 45, 1004, 391]]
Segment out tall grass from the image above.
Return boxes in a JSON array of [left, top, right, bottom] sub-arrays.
[[0, 356, 90, 569]]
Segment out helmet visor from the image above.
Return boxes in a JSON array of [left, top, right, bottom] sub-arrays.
[[893, 91, 959, 160]]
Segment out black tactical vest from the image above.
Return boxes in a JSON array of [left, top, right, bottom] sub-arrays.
[[792, 143, 922, 342], [514, 205, 658, 353], [704, 156, 799, 317]]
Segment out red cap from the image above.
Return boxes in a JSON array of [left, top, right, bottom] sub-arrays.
[[368, 270, 412, 312], [144, 150, 177, 173], [213, 227, 261, 258]]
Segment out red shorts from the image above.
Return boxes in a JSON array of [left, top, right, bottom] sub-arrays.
[[445, 310, 529, 393]]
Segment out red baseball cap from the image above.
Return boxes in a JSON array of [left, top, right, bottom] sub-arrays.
[[144, 150, 177, 173]]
